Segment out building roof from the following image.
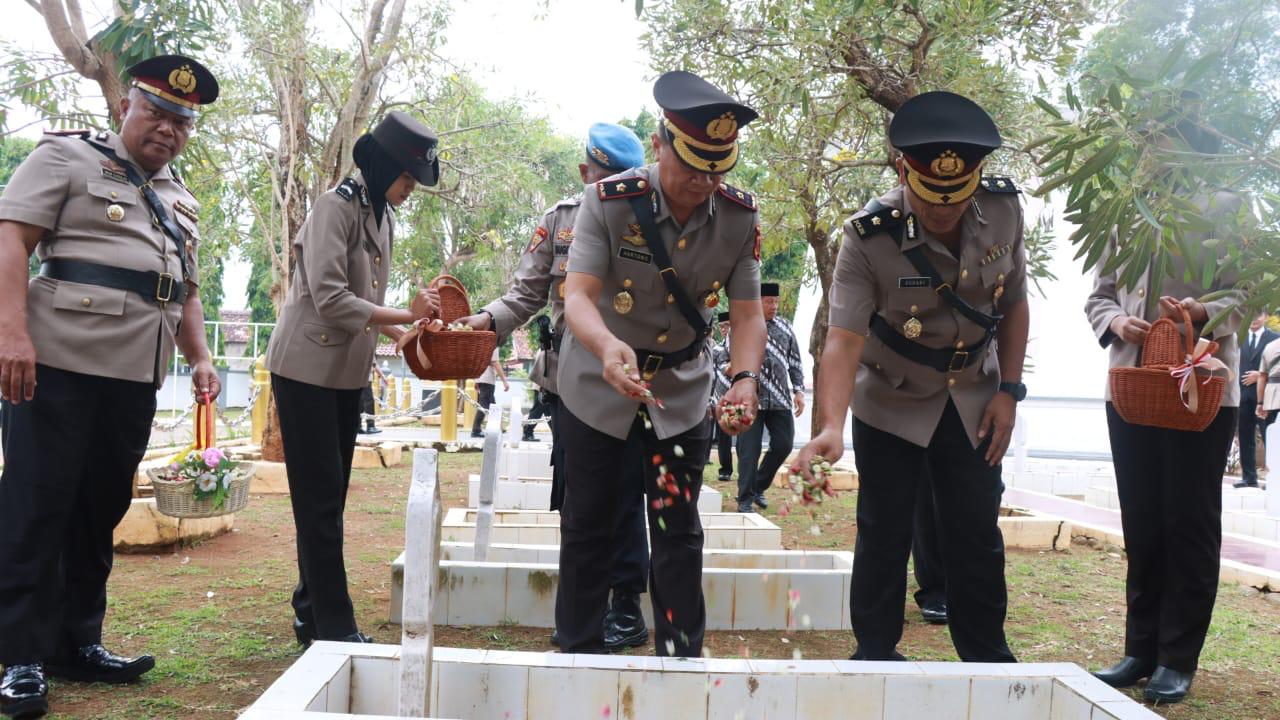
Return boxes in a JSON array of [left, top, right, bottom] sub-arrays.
[[511, 328, 534, 362], [220, 309, 251, 344]]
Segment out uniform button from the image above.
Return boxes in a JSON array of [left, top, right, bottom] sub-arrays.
[[910, 304, 919, 314], [875, 363, 882, 370], [996, 273, 1005, 283], [623, 278, 633, 288], [81, 297, 92, 307], [375, 256, 381, 264], [560, 261, 567, 272], [1138, 288, 1146, 298], [955, 340, 964, 349], [372, 280, 379, 289], [712, 281, 721, 290], [948, 377, 956, 387], [961, 269, 969, 279], [365, 326, 371, 333], [667, 294, 675, 304], [657, 334, 668, 344], [678, 237, 687, 249], [320, 334, 329, 342], [110, 191, 118, 199]]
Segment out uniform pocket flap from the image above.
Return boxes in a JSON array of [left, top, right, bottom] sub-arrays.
[[85, 180, 138, 205], [887, 287, 936, 315], [303, 323, 349, 346], [173, 210, 199, 238], [52, 280, 127, 316], [979, 254, 1014, 287]]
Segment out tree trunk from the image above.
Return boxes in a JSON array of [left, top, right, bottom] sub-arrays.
[[807, 220, 837, 435], [261, 393, 286, 463]]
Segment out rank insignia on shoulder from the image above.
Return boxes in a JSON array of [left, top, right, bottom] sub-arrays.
[[597, 176, 649, 200], [335, 178, 369, 205], [44, 128, 91, 139], [850, 205, 903, 239], [717, 183, 756, 210], [173, 200, 200, 223], [979, 176, 1019, 193]]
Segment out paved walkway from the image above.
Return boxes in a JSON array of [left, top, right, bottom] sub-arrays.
[[1004, 487, 1280, 578]]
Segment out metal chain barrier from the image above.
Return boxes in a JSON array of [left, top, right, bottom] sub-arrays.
[[151, 401, 196, 431], [215, 381, 262, 429], [360, 389, 443, 423], [456, 390, 548, 427]]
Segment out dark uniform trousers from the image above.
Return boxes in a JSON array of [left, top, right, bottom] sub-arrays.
[[850, 400, 1015, 662], [716, 423, 734, 475], [524, 391, 553, 440], [471, 382, 497, 436], [271, 374, 363, 640], [912, 485, 947, 609], [548, 397, 649, 598], [556, 407, 710, 656], [1106, 403, 1235, 673], [0, 364, 155, 664], [1237, 399, 1273, 484], [735, 408, 794, 503]]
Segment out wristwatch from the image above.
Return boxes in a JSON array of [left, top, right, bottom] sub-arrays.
[[479, 310, 496, 332], [730, 370, 760, 386], [998, 381, 1027, 402]]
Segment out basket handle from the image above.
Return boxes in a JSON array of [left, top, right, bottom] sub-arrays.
[[429, 274, 467, 298]]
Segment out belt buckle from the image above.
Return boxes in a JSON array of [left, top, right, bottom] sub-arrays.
[[642, 354, 663, 381], [948, 350, 969, 373], [155, 272, 175, 303]]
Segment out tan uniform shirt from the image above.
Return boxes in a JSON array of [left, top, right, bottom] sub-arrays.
[[481, 195, 580, 394], [267, 174, 391, 390], [1258, 338, 1280, 412], [1084, 191, 1243, 407], [829, 183, 1026, 448], [559, 164, 761, 440], [0, 130, 200, 387]]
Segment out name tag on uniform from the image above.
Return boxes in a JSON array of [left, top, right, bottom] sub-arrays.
[[554, 244, 570, 256], [618, 247, 652, 264], [898, 276, 931, 289], [100, 167, 129, 184]]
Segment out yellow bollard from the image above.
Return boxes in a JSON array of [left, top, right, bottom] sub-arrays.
[[371, 369, 381, 416], [441, 380, 457, 442], [461, 378, 477, 432], [401, 374, 412, 411], [251, 355, 270, 445]]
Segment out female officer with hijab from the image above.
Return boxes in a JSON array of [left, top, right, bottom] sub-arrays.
[[266, 111, 441, 644]]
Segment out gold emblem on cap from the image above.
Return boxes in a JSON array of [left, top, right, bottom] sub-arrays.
[[622, 224, 646, 246], [903, 316, 923, 339], [106, 204, 125, 222], [706, 112, 738, 140], [613, 290, 634, 314], [168, 65, 197, 94], [930, 150, 965, 178], [590, 146, 611, 166]]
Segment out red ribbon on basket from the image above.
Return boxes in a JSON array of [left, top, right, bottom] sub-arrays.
[[194, 392, 215, 449], [1168, 340, 1231, 412]]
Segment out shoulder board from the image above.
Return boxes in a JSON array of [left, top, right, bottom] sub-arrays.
[[979, 176, 1019, 193], [550, 194, 583, 212], [717, 183, 756, 210], [43, 128, 91, 139], [597, 176, 650, 201], [849, 205, 905, 240], [335, 178, 370, 206]]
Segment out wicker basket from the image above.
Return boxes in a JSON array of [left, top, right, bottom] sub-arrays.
[[1110, 307, 1226, 432], [403, 275, 497, 381], [147, 462, 255, 519]]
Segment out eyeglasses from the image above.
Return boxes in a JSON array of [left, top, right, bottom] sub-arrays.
[[142, 104, 196, 135]]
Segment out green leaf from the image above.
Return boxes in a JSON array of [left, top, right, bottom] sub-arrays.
[[1203, 303, 1239, 336], [1181, 52, 1222, 85], [1133, 194, 1161, 230], [1106, 83, 1124, 111], [1033, 96, 1062, 120], [1157, 40, 1188, 80]]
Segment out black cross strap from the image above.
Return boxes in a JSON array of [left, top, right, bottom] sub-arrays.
[[865, 199, 1001, 331], [82, 139, 187, 278], [626, 192, 711, 343]]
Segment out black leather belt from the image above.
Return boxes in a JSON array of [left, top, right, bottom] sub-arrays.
[[634, 338, 705, 380], [40, 258, 188, 305], [869, 314, 991, 372]]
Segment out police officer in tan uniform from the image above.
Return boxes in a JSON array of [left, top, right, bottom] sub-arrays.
[[557, 71, 767, 656], [795, 91, 1029, 663], [0, 56, 220, 718], [459, 122, 654, 651], [267, 111, 441, 647]]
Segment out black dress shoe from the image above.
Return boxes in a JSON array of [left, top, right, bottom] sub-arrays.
[[753, 493, 768, 509], [736, 501, 754, 513], [717, 472, 732, 482], [549, 628, 560, 647], [1233, 479, 1259, 488], [1144, 666, 1194, 704], [1091, 656, 1155, 689], [920, 603, 949, 625], [1, 664, 47, 719], [332, 632, 374, 644], [45, 645, 154, 684], [849, 649, 907, 661], [603, 595, 649, 652], [294, 618, 315, 648]]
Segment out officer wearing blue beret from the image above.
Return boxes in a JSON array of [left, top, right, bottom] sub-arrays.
[[459, 122, 652, 651]]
